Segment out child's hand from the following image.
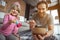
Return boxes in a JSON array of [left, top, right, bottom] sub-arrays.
[[9, 19, 16, 23]]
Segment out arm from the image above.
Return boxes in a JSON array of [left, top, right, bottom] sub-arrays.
[[44, 25, 54, 38], [2, 14, 16, 30], [12, 26, 20, 40], [3, 14, 11, 25], [29, 13, 37, 30], [44, 15, 54, 38], [2, 14, 12, 30], [29, 20, 45, 40], [29, 20, 36, 30]]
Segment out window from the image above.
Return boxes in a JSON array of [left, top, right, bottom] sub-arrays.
[[51, 9, 59, 24], [0, 0, 6, 6], [46, 9, 59, 24]]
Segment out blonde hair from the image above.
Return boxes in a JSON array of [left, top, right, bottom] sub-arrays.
[[9, 2, 21, 13], [9, 2, 21, 17], [9, 4, 21, 13]]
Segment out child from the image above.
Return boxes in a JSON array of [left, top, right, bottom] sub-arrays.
[[0, 2, 22, 40]]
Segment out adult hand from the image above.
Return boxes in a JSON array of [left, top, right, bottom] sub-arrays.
[[29, 20, 36, 29], [33, 34, 45, 40], [43, 32, 50, 38], [38, 35, 45, 40]]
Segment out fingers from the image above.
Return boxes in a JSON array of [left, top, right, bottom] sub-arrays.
[[9, 19, 16, 23], [33, 35, 39, 40], [38, 35, 42, 39], [38, 35, 44, 40], [29, 20, 36, 24], [29, 20, 36, 30], [33, 34, 45, 40]]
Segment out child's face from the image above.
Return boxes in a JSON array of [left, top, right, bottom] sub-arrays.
[[11, 9, 18, 16]]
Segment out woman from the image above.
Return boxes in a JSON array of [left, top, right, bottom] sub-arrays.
[[0, 2, 22, 40]]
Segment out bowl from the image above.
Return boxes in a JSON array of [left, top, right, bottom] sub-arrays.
[[32, 27, 47, 35]]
